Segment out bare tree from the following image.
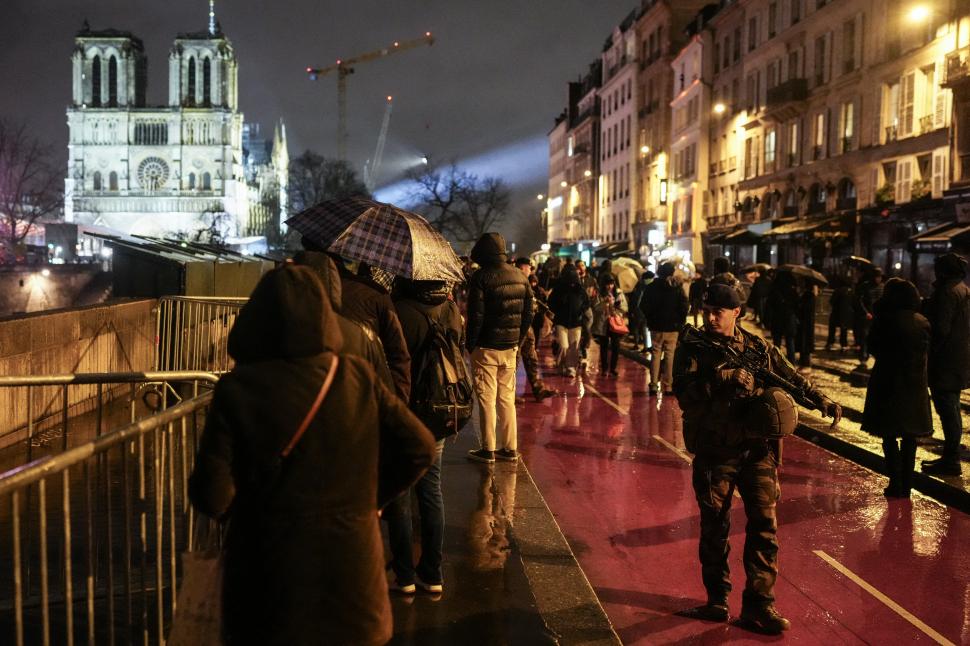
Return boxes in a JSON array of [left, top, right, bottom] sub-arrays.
[[287, 150, 369, 215], [0, 120, 62, 259], [408, 163, 510, 246]]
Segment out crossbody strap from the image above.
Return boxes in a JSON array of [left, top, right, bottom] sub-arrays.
[[280, 355, 340, 459]]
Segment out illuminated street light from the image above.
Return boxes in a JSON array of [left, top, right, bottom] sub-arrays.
[[537, 193, 545, 200], [713, 102, 727, 114], [640, 145, 650, 154], [41, 269, 51, 277], [584, 169, 592, 177], [560, 180, 568, 187], [907, 4, 930, 22]]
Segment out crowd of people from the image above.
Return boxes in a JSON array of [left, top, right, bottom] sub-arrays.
[[184, 226, 968, 642]]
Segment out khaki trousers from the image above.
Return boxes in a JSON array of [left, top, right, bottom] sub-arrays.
[[650, 330, 679, 391], [471, 347, 519, 452]]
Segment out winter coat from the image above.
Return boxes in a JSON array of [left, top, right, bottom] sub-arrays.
[[548, 266, 592, 329], [393, 280, 465, 393], [829, 284, 854, 327], [293, 251, 394, 388], [466, 233, 533, 351], [189, 265, 435, 646], [642, 276, 689, 332], [591, 290, 628, 337], [335, 262, 412, 401], [767, 274, 800, 334], [689, 276, 709, 312], [862, 280, 933, 439], [924, 277, 970, 391]]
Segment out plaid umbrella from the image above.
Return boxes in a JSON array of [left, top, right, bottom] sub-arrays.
[[286, 198, 464, 283]]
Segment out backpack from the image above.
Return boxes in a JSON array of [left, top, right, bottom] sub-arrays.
[[411, 308, 474, 440]]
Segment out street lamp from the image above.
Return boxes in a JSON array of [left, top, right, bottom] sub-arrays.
[[537, 193, 544, 200], [907, 4, 930, 23], [640, 145, 650, 155], [584, 169, 592, 177], [560, 180, 568, 187], [713, 102, 727, 114]]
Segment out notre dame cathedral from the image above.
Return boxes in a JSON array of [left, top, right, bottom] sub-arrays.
[[64, 4, 287, 245]]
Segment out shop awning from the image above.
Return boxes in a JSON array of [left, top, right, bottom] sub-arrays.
[[909, 222, 970, 253], [761, 216, 837, 238], [722, 228, 763, 244], [593, 241, 632, 258]]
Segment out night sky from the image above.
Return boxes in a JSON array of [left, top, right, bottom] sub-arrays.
[[1, 0, 636, 250]]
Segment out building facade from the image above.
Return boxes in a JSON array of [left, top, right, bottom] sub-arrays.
[[64, 14, 287, 243]]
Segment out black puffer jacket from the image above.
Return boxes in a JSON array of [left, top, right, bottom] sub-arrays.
[[643, 275, 689, 332], [466, 233, 533, 351], [548, 265, 591, 328]]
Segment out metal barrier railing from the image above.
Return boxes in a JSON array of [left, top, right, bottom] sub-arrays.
[[155, 297, 247, 373], [0, 390, 214, 646], [0, 372, 220, 468]]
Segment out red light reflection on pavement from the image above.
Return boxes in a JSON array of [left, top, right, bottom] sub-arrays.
[[516, 349, 970, 644]]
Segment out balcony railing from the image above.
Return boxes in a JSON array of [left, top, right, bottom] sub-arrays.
[[943, 46, 970, 87], [919, 115, 935, 135], [766, 78, 809, 107], [885, 125, 898, 143]]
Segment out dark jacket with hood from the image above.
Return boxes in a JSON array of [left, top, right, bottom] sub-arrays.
[[862, 278, 933, 439], [294, 251, 393, 388], [466, 233, 533, 350], [188, 265, 435, 646], [643, 265, 689, 332], [548, 265, 592, 328], [923, 264, 970, 391], [332, 258, 412, 401], [393, 279, 465, 391]]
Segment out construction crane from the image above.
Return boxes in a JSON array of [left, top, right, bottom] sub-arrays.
[[364, 95, 394, 192], [306, 32, 434, 161]]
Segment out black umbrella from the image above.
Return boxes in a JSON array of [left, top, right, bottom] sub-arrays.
[[777, 264, 828, 286], [845, 255, 874, 268], [740, 263, 772, 274]]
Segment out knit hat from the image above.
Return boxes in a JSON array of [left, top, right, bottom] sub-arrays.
[[703, 283, 742, 309]]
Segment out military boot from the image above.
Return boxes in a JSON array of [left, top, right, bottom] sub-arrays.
[[679, 598, 729, 622], [740, 604, 791, 634]]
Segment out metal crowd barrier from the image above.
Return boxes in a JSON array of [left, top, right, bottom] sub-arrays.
[[155, 296, 248, 373], [0, 388, 215, 646]]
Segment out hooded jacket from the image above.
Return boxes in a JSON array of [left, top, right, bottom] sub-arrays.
[[393, 279, 465, 392], [643, 269, 689, 332], [293, 251, 393, 388], [924, 274, 970, 391], [189, 265, 435, 646], [466, 233, 533, 350], [548, 265, 592, 329]]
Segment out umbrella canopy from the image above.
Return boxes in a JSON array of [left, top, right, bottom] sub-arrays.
[[740, 263, 772, 274], [613, 264, 640, 293], [777, 264, 828, 286], [613, 256, 644, 277], [286, 198, 464, 283], [845, 255, 874, 268]]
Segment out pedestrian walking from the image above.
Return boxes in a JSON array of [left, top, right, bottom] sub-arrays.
[[825, 275, 854, 351], [852, 267, 881, 367], [630, 271, 654, 351], [515, 258, 557, 402], [465, 233, 533, 464], [591, 275, 628, 377], [921, 253, 970, 476], [548, 264, 592, 377], [189, 265, 435, 646], [673, 283, 841, 634], [385, 278, 467, 595], [643, 262, 689, 395], [767, 271, 799, 362], [689, 271, 709, 328], [862, 278, 933, 497], [796, 280, 817, 371], [747, 269, 771, 326]]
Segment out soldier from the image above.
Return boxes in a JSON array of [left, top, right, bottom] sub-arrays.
[[673, 283, 842, 634]]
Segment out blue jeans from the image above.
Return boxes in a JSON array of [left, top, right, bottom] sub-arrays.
[[386, 440, 445, 585], [931, 389, 964, 463]]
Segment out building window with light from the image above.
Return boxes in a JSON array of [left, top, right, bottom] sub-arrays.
[[814, 112, 825, 159], [791, 0, 801, 24], [842, 19, 856, 73], [899, 71, 915, 137], [765, 129, 777, 168], [840, 101, 854, 152], [788, 120, 799, 166], [814, 35, 827, 87], [92, 171, 102, 192], [748, 17, 759, 52]]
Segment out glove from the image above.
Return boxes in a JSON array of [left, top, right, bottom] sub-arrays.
[[717, 368, 755, 393], [815, 395, 842, 428]]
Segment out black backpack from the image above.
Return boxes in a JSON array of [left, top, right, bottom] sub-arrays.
[[411, 308, 474, 440]]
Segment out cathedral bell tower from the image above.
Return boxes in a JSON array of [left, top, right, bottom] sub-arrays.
[[168, 1, 238, 109], [71, 21, 147, 108]]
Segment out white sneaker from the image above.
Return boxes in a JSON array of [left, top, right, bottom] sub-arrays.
[[389, 580, 416, 595], [416, 578, 443, 594]]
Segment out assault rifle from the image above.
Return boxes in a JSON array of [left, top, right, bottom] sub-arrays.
[[679, 323, 819, 410]]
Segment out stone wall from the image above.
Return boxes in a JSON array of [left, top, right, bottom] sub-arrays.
[[0, 299, 157, 449], [0, 265, 110, 318]]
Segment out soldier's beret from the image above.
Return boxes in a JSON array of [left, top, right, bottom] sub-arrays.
[[703, 283, 742, 309]]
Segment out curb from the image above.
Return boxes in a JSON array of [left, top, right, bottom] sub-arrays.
[[512, 458, 622, 645], [617, 344, 970, 515]]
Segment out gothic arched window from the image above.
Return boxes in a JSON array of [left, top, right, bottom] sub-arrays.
[[108, 56, 118, 106], [188, 173, 196, 190], [91, 55, 102, 107], [187, 56, 196, 106], [202, 172, 212, 190], [203, 58, 212, 106], [93, 171, 102, 191], [109, 171, 119, 191]]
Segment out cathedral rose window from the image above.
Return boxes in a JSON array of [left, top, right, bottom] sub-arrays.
[[137, 157, 170, 191]]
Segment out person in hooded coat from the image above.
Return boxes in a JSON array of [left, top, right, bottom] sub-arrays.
[[861, 278, 932, 497], [189, 265, 436, 646], [547, 263, 592, 377]]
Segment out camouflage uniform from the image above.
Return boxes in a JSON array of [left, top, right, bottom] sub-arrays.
[[519, 326, 546, 395], [673, 325, 826, 609]]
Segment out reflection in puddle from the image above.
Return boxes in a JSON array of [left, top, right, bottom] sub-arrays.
[[467, 464, 517, 571]]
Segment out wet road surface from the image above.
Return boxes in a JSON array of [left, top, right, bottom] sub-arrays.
[[516, 346, 970, 644]]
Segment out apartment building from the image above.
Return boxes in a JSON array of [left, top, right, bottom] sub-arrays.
[[545, 114, 569, 243], [564, 63, 603, 243]]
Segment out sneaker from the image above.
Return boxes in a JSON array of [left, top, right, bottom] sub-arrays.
[[739, 604, 791, 634], [467, 449, 495, 464], [495, 448, 519, 462], [389, 580, 416, 595], [565, 368, 577, 378], [533, 388, 557, 402], [679, 602, 729, 622], [416, 578, 443, 594]]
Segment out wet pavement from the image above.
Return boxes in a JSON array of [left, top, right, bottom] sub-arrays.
[[516, 342, 970, 644]]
